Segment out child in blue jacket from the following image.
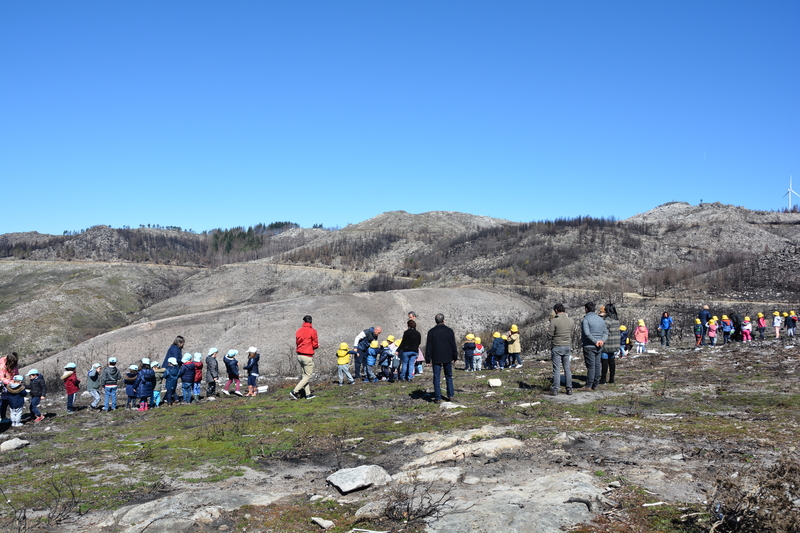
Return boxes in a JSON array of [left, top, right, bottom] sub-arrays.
[[7, 375, 27, 427], [124, 365, 139, 409], [163, 358, 180, 405], [244, 347, 260, 396]]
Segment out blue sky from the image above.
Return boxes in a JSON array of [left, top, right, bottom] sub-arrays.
[[2, 1, 798, 235]]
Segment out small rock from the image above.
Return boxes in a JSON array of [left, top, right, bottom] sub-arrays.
[[608, 481, 621, 488], [354, 500, 385, 518], [518, 402, 541, 408], [440, 402, 467, 409], [488, 379, 502, 387], [310, 495, 324, 501], [552, 432, 572, 445], [311, 516, 334, 529], [0, 438, 30, 452], [326, 465, 392, 493], [206, 396, 216, 402]]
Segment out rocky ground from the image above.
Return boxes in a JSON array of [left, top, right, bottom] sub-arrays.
[[3, 336, 797, 533]]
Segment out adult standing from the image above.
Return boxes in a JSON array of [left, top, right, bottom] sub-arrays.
[[354, 326, 382, 382], [0, 353, 19, 423], [291, 315, 319, 400], [698, 305, 712, 345], [547, 303, 573, 395], [600, 304, 621, 384], [163, 336, 185, 368], [424, 313, 458, 402], [399, 319, 421, 382], [658, 312, 674, 347], [581, 302, 608, 391], [507, 325, 522, 368], [205, 348, 219, 397]]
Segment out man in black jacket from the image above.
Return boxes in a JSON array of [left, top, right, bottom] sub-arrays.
[[425, 313, 458, 402]]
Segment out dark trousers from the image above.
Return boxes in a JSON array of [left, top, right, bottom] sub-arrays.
[[583, 345, 602, 389], [600, 356, 616, 383], [431, 362, 454, 401], [354, 350, 366, 379]]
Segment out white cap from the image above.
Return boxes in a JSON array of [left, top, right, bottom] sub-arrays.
[[248, 346, 258, 353]]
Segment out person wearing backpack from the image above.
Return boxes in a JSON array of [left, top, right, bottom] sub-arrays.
[[87, 363, 103, 410], [756, 312, 767, 340], [788, 311, 798, 338], [720, 315, 734, 345], [353, 326, 382, 381]]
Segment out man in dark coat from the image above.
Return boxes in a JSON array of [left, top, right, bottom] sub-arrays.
[[424, 313, 458, 403]]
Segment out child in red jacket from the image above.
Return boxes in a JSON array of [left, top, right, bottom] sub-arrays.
[[61, 362, 81, 413]]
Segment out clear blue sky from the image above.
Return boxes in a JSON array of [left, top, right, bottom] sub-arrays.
[[2, 1, 798, 235]]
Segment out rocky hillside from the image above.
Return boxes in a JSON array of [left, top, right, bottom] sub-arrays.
[[2, 203, 799, 365]]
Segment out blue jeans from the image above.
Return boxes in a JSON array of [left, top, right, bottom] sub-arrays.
[[182, 383, 193, 403], [583, 345, 601, 388], [30, 396, 42, 417], [66, 393, 76, 412], [400, 352, 416, 381], [104, 386, 117, 410], [432, 362, 454, 401]]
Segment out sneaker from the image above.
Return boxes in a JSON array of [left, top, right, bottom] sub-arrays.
[[221, 390, 230, 396], [305, 394, 316, 400], [348, 381, 355, 385], [289, 391, 299, 400], [34, 416, 45, 422], [566, 388, 573, 395], [516, 364, 523, 369], [233, 391, 243, 397]]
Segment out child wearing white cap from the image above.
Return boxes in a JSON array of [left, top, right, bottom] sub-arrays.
[[61, 362, 80, 413], [27, 369, 46, 422], [244, 347, 260, 396], [87, 363, 103, 410]]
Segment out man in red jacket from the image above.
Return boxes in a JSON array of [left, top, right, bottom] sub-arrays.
[[291, 315, 319, 400]]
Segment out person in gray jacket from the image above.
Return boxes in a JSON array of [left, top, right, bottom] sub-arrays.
[[547, 303, 574, 395], [581, 302, 608, 391], [205, 348, 219, 397]]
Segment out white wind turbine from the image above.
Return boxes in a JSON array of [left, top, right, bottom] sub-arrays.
[[784, 175, 800, 211]]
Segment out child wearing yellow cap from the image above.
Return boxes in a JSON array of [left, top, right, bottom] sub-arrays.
[[741, 317, 752, 342], [633, 320, 649, 354], [693, 319, 703, 346], [773, 312, 782, 339], [336, 343, 356, 386], [756, 312, 766, 340]]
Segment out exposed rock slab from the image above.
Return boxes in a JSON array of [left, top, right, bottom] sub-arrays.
[[327, 465, 392, 494]]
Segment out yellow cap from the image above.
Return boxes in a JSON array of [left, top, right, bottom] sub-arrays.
[[619, 325, 627, 331], [381, 340, 389, 348], [774, 311, 780, 316], [712, 316, 719, 320], [637, 319, 645, 326], [474, 337, 481, 344], [695, 318, 701, 324], [757, 312, 764, 317], [492, 332, 501, 338], [791, 311, 796, 315], [370, 340, 379, 349], [722, 315, 728, 320], [339, 342, 348, 350], [501, 335, 508, 340], [709, 319, 716, 324], [744, 317, 750, 321], [386, 335, 395, 343], [783, 312, 789, 317], [510, 324, 519, 333], [465, 334, 475, 341]]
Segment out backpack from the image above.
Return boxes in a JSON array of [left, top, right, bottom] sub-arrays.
[[721, 319, 733, 333]]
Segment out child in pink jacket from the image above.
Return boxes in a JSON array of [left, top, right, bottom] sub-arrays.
[[633, 320, 649, 354], [707, 320, 718, 346]]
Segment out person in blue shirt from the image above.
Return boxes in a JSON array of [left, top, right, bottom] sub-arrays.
[[659, 312, 674, 347]]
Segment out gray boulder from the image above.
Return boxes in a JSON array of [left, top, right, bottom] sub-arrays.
[[326, 465, 392, 494]]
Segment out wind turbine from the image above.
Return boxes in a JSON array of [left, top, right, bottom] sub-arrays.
[[784, 175, 800, 211]]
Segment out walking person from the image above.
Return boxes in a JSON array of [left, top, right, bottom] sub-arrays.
[[26, 369, 46, 422], [659, 312, 673, 347], [581, 302, 608, 391], [547, 303, 573, 395], [756, 312, 766, 340], [336, 343, 356, 385], [222, 350, 242, 396], [699, 305, 712, 345], [290, 315, 319, 400], [424, 313, 458, 403], [772, 311, 782, 339]]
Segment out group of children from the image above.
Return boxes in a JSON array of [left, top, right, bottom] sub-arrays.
[[336, 335, 425, 384], [462, 326, 523, 371], [692, 310, 797, 346]]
